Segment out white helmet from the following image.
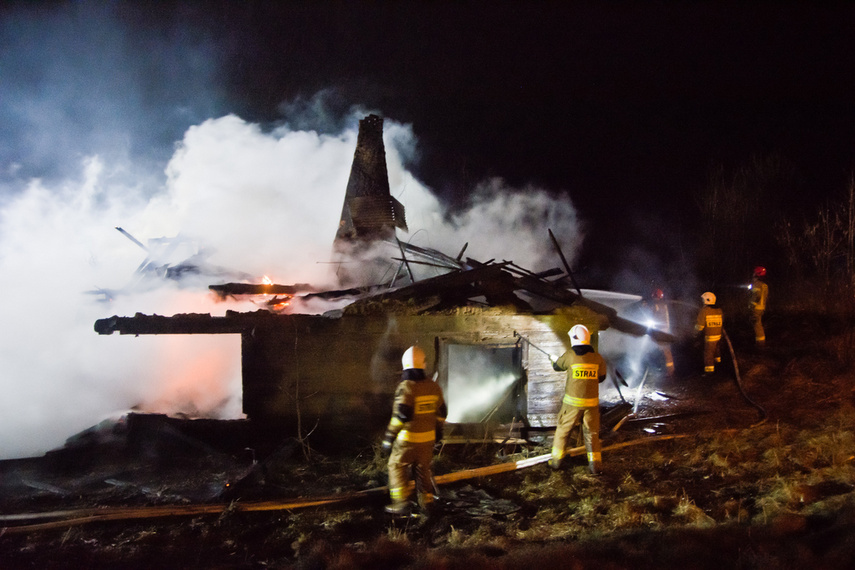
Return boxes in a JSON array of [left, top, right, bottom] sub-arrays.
[[402, 346, 426, 370], [701, 292, 716, 305], [568, 324, 591, 347]]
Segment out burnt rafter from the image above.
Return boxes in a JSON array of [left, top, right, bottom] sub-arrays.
[[348, 263, 510, 307], [95, 251, 677, 343], [398, 241, 465, 271], [506, 269, 675, 342], [209, 283, 315, 297], [376, 253, 678, 343], [94, 311, 283, 336]]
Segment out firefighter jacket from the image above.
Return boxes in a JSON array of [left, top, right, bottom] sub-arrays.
[[552, 347, 607, 408], [384, 369, 447, 445], [696, 305, 723, 341], [749, 278, 769, 312]]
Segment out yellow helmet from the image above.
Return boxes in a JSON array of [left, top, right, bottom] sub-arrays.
[[402, 346, 426, 370], [701, 292, 716, 305]]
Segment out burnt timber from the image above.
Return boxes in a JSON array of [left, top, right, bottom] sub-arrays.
[[208, 283, 315, 297], [95, 259, 677, 444]]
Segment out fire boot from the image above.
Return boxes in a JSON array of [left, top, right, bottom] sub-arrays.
[[588, 461, 602, 476], [548, 458, 562, 471], [384, 501, 411, 516], [421, 495, 442, 519]]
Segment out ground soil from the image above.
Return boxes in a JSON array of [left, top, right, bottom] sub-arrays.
[[2, 311, 855, 569]]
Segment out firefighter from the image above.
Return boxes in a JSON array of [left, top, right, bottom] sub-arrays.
[[749, 266, 769, 347], [696, 292, 723, 374], [644, 288, 675, 377], [548, 324, 608, 474], [381, 345, 447, 516]]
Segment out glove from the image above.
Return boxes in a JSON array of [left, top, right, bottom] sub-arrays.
[[549, 354, 558, 363]]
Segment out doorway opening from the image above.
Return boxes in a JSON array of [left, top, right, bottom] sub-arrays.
[[440, 342, 527, 442]]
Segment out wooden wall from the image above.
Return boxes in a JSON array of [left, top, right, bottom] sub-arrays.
[[241, 306, 606, 445]]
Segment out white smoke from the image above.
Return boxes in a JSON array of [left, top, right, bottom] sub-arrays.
[[0, 5, 584, 460], [401, 177, 583, 273], [0, 115, 356, 459], [0, 116, 584, 460]]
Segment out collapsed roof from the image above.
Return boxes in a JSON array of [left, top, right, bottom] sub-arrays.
[[97, 238, 674, 344]]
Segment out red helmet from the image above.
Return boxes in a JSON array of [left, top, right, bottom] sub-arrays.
[[651, 288, 664, 300], [753, 266, 767, 278]]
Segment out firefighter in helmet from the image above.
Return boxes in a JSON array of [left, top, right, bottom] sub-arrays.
[[381, 345, 447, 516], [549, 324, 608, 474], [696, 292, 723, 374], [644, 288, 675, 377], [749, 266, 769, 347]]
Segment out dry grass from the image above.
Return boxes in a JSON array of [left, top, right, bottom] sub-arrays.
[[6, 317, 855, 569]]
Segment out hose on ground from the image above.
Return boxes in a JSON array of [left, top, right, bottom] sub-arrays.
[[722, 328, 768, 427]]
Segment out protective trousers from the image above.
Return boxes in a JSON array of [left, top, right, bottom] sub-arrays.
[[551, 404, 601, 471], [751, 309, 766, 346], [704, 337, 721, 373], [387, 440, 435, 509], [661, 344, 675, 376]]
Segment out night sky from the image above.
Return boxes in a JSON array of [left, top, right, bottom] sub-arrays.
[[155, 2, 855, 274], [211, 3, 855, 204], [3, 1, 855, 278]]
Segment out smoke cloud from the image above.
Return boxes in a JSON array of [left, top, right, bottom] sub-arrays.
[[403, 178, 583, 274], [0, 4, 584, 459]]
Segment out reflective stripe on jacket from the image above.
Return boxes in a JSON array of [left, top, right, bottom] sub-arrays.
[[563, 394, 599, 408], [396, 429, 436, 443], [385, 372, 446, 444], [696, 305, 723, 339], [554, 349, 607, 408]]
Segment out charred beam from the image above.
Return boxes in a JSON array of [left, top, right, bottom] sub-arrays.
[[395, 238, 415, 282], [505, 267, 678, 343], [399, 241, 464, 270], [548, 228, 582, 297], [209, 283, 315, 296], [94, 311, 284, 336]]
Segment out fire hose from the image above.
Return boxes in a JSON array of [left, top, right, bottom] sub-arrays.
[[662, 300, 767, 426], [722, 328, 768, 427], [513, 331, 630, 403], [0, 435, 686, 534]]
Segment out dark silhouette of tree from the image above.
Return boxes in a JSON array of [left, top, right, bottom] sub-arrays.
[[696, 154, 794, 287]]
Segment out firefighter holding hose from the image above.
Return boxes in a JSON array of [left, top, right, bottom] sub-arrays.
[[549, 325, 607, 475], [381, 345, 447, 516], [749, 266, 769, 347], [696, 292, 723, 375]]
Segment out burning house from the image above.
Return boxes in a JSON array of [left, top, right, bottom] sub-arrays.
[[94, 115, 675, 447]]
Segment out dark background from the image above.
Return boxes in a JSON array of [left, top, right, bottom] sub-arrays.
[[135, 1, 855, 285], [209, 2, 855, 206]]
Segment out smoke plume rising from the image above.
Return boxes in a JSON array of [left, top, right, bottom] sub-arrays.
[[0, 4, 585, 459]]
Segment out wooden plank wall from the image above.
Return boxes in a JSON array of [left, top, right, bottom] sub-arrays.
[[241, 308, 606, 443]]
